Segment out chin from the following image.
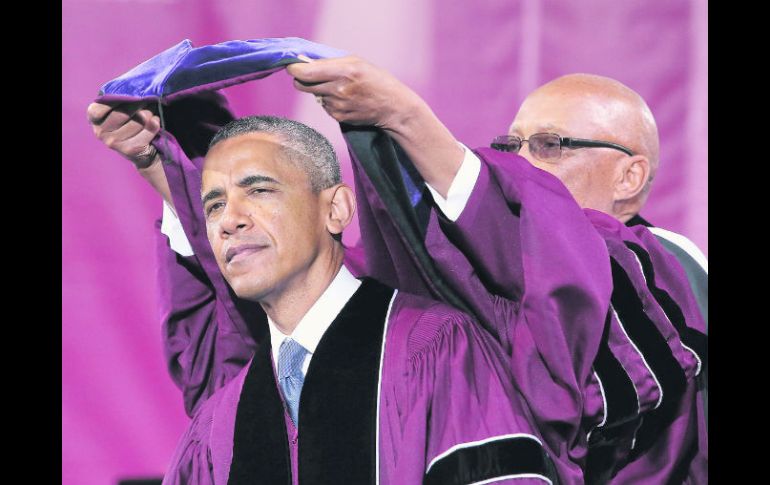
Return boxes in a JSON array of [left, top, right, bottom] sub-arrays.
[[233, 288, 269, 303], [227, 275, 273, 302]]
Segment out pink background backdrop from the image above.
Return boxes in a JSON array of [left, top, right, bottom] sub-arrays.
[[62, 1, 707, 483]]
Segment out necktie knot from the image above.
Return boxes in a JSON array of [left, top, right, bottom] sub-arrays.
[[277, 338, 308, 425], [278, 338, 308, 379]]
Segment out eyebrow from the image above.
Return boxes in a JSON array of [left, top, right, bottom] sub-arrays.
[[201, 175, 281, 205], [201, 188, 224, 206], [236, 174, 281, 188]]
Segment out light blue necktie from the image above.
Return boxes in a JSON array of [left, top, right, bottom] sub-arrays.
[[277, 338, 309, 425]]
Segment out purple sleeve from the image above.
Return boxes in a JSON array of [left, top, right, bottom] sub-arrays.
[[585, 211, 707, 483], [422, 149, 706, 482], [626, 223, 707, 335], [150, 92, 265, 417], [155, 219, 260, 417], [422, 149, 613, 481], [425, 148, 613, 359], [160, 383, 227, 485], [610, 381, 706, 483]]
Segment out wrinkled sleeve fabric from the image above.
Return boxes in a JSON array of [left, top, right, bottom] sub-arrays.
[[162, 361, 251, 485], [381, 297, 558, 485], [420, 147, 705, 483], [160, 390, 221, 485], [589, 214, 707, 484], [150, 92, 265, 417], [421, 148, 614, 483]]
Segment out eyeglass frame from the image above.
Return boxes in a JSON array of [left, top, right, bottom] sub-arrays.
[[490, 133, 635, 161]]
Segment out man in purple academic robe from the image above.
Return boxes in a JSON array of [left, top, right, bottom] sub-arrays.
[[284, 57, 707, 484], [89, 99, 558, 483], [164, 115, 557, 485]]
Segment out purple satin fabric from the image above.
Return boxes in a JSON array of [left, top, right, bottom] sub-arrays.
[[100, 37, 346, 102]]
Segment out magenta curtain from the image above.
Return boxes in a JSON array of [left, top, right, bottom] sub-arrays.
[[62, 1, 707, 484]]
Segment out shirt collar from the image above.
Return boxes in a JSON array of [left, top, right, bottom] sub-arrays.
[[268, 265, 361, 361]]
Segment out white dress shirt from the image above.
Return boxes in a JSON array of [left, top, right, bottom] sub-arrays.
[[267, 265, 362, 375]]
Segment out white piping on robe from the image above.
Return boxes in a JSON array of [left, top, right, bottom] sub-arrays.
[[375, 290, 399, 485]]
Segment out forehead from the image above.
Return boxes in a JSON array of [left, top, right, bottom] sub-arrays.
[[202, 132, 307, 187], [510, 89, 609, 137]]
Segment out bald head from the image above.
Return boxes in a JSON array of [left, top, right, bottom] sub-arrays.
[[532, 74, 659, 167], [510, 73, 659, 221]]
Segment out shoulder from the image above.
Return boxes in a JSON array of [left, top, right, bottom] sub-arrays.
[[388, 291, 479, 362], [162, 360, 251, 485], [646, 226, 708, 273], [192, 358, 252, 440]]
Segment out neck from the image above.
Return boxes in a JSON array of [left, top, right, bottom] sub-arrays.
[[610, 189, 646, 223], [259, 244, 345, 335], [613, 200, 641, 223]]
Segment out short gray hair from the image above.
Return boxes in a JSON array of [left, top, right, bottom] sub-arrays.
[[209, 115, 341, 192]]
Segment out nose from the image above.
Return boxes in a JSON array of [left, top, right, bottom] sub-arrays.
[[516, 143, 555, 175], [517, 142, 537, 165], [219, 198, 253, 236]]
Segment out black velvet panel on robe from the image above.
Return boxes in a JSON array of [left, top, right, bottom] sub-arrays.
[[228, 278, 395, 485]]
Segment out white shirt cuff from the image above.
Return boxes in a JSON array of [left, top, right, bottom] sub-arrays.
[[425, 143, 481, 221], [160, 200, 195, 257]]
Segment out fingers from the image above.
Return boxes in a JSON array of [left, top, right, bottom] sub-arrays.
[[86, 101, 151, 128], [301, 75, 369, 105], [286, 55, 360, 84], [109, 124, 160, 168], [135, 109, 161, 134], [88, 100, 162, 168], [314, 96, 363, 124], [101, 110, 159, 147], [94, 108, 161, 167], [93, 106, 158, 137], [292, 77, 336, 96], [285, 55, 394, 126], [294, 77, 375, 124], [293, 79, 359, 120], [112, 128, 160, 166], [86, 102, 114, 125]]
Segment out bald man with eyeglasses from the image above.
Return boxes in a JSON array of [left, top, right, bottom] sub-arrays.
[[491, 77, 706, 333], [286, 58, 707, 484]]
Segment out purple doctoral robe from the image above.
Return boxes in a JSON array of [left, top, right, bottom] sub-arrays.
[[400, 149, 707, 484], [96, 37, 706, 484], [161, 278, 556, 485], [585, 209, 707, 483]]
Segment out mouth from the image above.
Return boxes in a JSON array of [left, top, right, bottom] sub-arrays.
[[225, 244, 267, 264]]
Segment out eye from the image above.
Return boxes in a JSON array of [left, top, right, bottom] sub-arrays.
[[205, 201, 224, 217], [248, 187, 274, 196]]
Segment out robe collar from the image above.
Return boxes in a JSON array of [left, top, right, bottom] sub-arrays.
[[229, 278, 395, 485]]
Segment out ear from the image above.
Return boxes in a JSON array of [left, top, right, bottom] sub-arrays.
[[324, 184, 356, 236], [614, 155, 650, 202]]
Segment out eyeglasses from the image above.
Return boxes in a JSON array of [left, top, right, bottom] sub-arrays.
[[490, 133, 634, 162]]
